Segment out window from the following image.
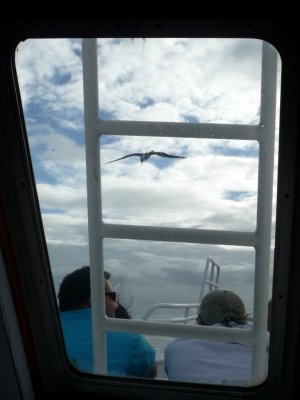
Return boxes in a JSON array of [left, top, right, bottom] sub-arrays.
[[15, 35, 281, 390]]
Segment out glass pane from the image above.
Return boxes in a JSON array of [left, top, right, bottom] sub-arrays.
[[101, 136, 258, 230], [98, 38, 262, 125], [15, 37, 280, 386], [103, 239, 255, 320]]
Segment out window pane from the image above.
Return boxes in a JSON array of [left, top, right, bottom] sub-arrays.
[[101, 136, 258, 230], [98, 38, 262, 124], [15, 37, 280, 386], [103, 239, 255, 320]]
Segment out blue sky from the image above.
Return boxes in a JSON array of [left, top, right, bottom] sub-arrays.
[[15, 38, 280, 318]]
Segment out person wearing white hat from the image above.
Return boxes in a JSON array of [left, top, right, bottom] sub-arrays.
[[164, 290, 255, 386]]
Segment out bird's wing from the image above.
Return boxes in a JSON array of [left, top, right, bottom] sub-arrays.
[[105, 153, 142, 164], [153, 152, 186, 159]]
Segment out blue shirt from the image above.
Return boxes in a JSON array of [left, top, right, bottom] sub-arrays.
[[60, 308, 156, 377]]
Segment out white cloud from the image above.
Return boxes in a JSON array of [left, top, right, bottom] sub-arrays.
[[101, 140, 258, 231], [37, 183, 86, 210], [97, 38, 261, 124], [15, 38, 279, 321]]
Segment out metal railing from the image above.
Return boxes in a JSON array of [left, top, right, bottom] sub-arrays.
[[143, 303, 200, 324], [142, 257, 220, 323], [82, 38, 278, 385]]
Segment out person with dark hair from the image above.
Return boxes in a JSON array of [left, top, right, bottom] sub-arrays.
[[164, 290, 255, 386], [115, 302, 131, 319], [58, 266, 156, 378]]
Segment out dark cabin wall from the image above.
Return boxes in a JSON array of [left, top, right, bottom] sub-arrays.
[[1, 7, 300, 400], [0, 307, 22, 400]]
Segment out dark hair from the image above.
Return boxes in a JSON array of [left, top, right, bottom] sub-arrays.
[[197, 314, 247, 327], [115, 303, 131, 319], [58, 266, 111, 312], [220, 315, 248, 327]]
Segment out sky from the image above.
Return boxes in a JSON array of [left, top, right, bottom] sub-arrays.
[[15, 38, 280, 319]]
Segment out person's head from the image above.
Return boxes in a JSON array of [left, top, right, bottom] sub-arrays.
[[197, 290, 247, 327], [104, 277, 118, 318], [58, 266, 117, 317]]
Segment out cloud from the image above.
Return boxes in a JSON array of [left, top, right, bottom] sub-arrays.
[[15, 38, 279, 322], [101, 140, 258, 231], [97, 38, 262, 124], [16, 39, 82, 105]]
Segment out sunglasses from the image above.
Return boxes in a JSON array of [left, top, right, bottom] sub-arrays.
[[105, 291, 117, 302]]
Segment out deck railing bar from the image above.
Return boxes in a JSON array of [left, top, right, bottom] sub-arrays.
[[198, 258, 220, 301], [143, 303, 200, 321], [143, 303, 200, 324], [206, 279, 219, 287], [146, 316, 197, 323]]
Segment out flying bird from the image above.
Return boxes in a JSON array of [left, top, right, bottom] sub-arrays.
[[105, 150, 186, 165]]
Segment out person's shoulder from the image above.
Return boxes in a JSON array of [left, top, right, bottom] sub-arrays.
[[165, 338, 190, 352], [129, 334, 156, 357], [132, 333, 155, 348], [60, 308, 91, 320], [108, 331, 152, 349]]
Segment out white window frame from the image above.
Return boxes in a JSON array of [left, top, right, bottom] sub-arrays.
[[82, 37, 277, 385]]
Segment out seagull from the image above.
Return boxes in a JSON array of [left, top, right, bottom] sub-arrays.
[[105, 150, 186, 165]]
